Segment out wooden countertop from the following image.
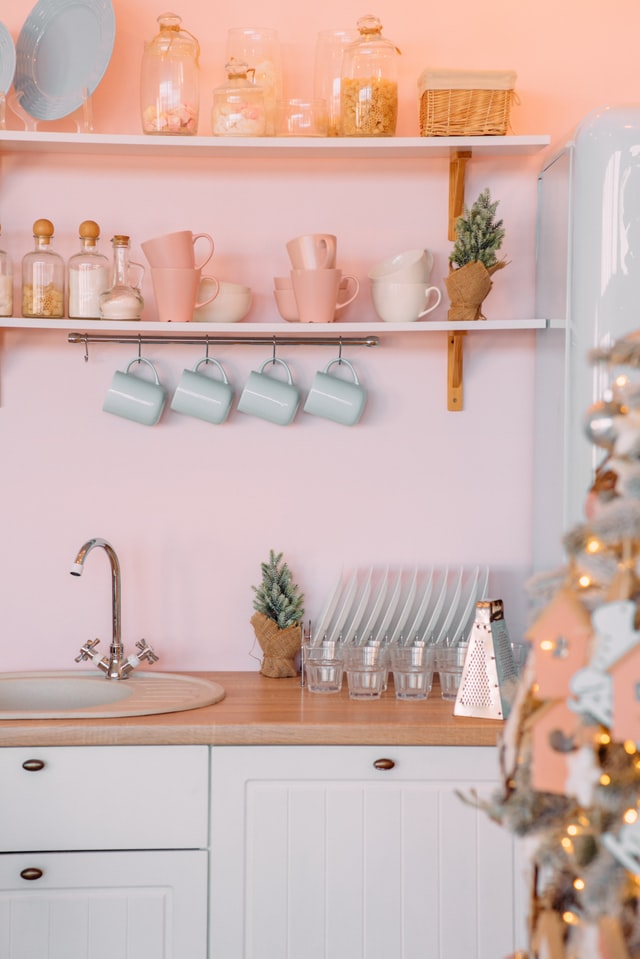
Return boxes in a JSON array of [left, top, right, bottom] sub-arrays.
[[0, 671, 503, 747]]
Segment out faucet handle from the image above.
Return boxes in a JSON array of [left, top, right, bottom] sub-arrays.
[[135, 639, 159, 664], [75, 638, 101, 663]]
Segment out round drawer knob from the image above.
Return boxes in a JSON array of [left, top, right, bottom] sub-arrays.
[[22, 759, 46, 772], [20, 868, 44, 881], [373, 758, 395, 770]]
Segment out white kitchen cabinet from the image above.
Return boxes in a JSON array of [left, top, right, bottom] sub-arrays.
[[209, 744, 527, 959], [0, 745, 210, 959]]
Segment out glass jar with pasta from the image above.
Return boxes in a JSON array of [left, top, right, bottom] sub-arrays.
[[339, 15, 400, 137]]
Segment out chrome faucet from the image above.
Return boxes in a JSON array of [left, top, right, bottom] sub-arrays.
[[71, 538, 158, 679]]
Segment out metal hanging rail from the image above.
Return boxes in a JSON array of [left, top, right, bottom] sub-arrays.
[[68, 332, 379, 348]]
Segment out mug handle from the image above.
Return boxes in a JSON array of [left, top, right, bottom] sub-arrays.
[[334, 274, 360, 311], [417, 285, 442, 317], [258, 356, 293, 384], [323, 357, 359, 385], [193, 233, 215, 271], [125, 356, 161, 384], [195, 275, 220, 309], [194, 356, 229, 383]]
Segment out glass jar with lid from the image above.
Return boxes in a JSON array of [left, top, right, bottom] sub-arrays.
[[226, 27, 282, 135], [99, 236, 145, 321], [141, 12, 200, 135], [0, 224, 13, 317], [340, 15, 401, 137], [22, 219, 64, 318], [68, 220, 110, 318], [211, 58, 266, 136]]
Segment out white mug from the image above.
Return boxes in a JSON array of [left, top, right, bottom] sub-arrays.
[[237, 357, 300, 425], [368, 248, 434, 283], [170, 358, 234, 424], [102, 357, 167, 426], [303, 358, 367, 426], [371, 280, 442, 322]]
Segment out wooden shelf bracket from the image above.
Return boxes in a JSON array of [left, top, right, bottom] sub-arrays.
[[448, 149, 472, 240], [447, 330, 466, 411]]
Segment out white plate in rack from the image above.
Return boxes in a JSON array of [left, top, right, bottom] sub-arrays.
[[14, 0, 115, 120], [0, 22, 16, 95]]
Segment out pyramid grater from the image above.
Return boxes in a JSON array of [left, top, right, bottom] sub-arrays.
[[453, 599, 519, 720]]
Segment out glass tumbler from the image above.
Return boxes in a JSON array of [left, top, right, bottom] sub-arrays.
[[344, 644, 386, 700], [303, 642, 343, 694], [389, 645, 435, 700], [434, 645, 468, 702]]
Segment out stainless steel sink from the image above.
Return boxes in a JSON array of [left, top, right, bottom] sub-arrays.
[[0, 670, 225, 719]]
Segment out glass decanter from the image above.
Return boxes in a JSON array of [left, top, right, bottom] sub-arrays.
[[99, 236, 144, 321]]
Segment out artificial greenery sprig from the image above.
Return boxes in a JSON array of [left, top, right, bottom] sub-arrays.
[[449, 187, 506, 271], [252, 550, 305, 629]]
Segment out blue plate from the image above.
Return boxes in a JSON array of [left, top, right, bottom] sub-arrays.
[[14, 0, 115, 121], [0, 22, 16, 95]]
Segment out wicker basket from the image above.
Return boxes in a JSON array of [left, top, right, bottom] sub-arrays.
[[418, 69, 517, 137]]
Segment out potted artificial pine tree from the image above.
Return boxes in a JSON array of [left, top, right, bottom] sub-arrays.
[[445, 187, 507, 320], [251, 550, 305, 678]]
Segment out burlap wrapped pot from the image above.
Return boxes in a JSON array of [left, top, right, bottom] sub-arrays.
[[251, 611, 301, 678], [445, 260, 505, 321]]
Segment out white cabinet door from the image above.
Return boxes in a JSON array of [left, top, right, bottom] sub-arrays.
[[0, 849, 208, 959], [210, 745, 526, 959]]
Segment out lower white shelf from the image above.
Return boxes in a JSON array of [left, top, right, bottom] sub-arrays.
[[0, 317, 552, 334]]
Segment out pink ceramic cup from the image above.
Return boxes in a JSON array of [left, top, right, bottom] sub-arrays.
[[290, 268, 359, 323], [286, 233, 337, 270], [151, 267, 219, 323], [141, 230, 215, 271]]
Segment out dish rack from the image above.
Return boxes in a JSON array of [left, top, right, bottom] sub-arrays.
[[308, 565, 490, 649]]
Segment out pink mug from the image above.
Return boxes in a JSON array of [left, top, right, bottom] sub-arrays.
[[141, 230, 215, 271], [151, 267, 220, 323], [286, 233, 337, 270], [290, 268, 359, 323]]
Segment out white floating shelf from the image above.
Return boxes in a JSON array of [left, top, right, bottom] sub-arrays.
[[0, 317, 552, 334], [0, 131, 550, 160]]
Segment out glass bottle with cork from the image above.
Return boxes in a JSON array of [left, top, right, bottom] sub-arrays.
[[340, 15, 401, 137], [22, 219, 64, 318], [99, 236, 145, 321], [0, 224, 13, 317], [140, 12, 200, 135], [68, 220, 110, 319], [211, 58, 266, 136]]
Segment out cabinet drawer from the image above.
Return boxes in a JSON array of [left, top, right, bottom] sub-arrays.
[[0, 745, 209, 851], [0, 849, 207, 959]]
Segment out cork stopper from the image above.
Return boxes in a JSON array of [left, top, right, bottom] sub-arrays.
[[33, 218, 54, 241], [78, 220, 101, 244], [111, 235, 130, 247]]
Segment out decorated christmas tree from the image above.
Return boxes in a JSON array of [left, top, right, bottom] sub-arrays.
[[480, 331, 640, 958]]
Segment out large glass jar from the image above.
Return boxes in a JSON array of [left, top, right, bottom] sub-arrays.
[[226, 27, 282, 135], [68, 220, 110, 319], [314, 28, 358, 137], [99, 236, 144, 321], [0, 225, 13, 316], [211, 58, 266, 136], [141, 12, 200, 135], [340, 15, 401, 137], [22, 219, 64, 318]]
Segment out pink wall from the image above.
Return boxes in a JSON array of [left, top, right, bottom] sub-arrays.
[[0, 0, 636, 671]]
